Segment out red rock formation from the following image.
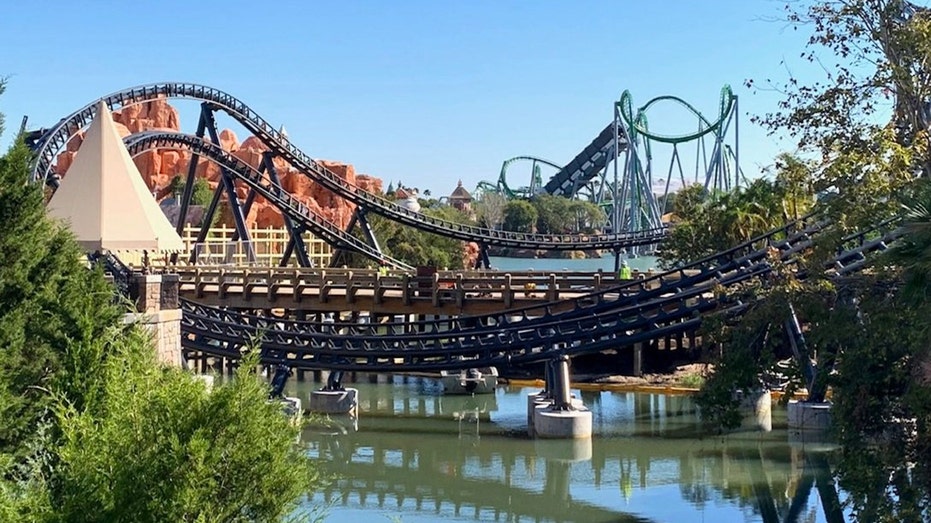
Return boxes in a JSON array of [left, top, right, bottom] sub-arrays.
[[51, 100, 432, 250], [462, 242, 480, 269]]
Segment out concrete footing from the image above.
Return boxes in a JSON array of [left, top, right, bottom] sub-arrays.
[[787, 400, 832, 432], [534, 405, 593, 439], [309, 388, 359, 415], [527, 392, 584, 436], [740, 390, 773, 432]]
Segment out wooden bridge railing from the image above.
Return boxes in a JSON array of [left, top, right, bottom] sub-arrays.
[[171, 266, 676, 308]]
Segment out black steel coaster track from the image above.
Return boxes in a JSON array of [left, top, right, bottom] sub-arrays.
[[124, 132, 413, 271], [180, 221, 900, 372], [189, 213, 824, 336], [32, 83, 666, 251], [545, 122, 623, 197]]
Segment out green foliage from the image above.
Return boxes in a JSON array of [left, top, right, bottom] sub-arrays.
[[658, 166, 814, 268], [532, 194, 575, 234], [0, 99, 317, 520], [168, 175, 213, 207], [47, 338, 314, 523], [677, 373, 705, 389], [0, 139, 121, 458], [502, 200, 537, 233], [169, 175, 218, 227], [702, 3, 931, 518], [473, 191, 506, 229], [346, 204, 475, 269], [530, 194, 606, 234]]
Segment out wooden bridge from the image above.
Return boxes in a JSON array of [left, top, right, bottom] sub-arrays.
[[173, 266, 684, 315]]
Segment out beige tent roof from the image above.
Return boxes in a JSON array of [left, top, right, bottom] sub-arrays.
[[47, 101, 184, 252]]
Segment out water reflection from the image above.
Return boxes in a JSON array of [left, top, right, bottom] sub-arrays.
[[290, 375, 846, 523]]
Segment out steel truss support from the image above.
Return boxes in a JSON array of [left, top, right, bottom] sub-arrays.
[[474, 244, 491, 269], [334, 208, 385, 267], [260, 152, 312, 267], [183, 104, 256, 264], [176, 105, 208, 237]]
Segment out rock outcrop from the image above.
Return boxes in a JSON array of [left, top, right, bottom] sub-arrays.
[[50, 97, 472, 268], [53, 98, 378, 230]]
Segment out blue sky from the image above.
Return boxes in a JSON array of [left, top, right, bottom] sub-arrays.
[[1, 0, 818, 196]]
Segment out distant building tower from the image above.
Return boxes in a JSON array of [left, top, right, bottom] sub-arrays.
[[449, 180, 473, 213]]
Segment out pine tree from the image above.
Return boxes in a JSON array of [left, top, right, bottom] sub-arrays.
[[0, 133, 121, 458]]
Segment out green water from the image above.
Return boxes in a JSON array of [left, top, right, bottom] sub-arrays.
[[287, 375, 846, 523]]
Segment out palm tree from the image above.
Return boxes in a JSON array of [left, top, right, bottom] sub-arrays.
[[885, 186, 931, 302]]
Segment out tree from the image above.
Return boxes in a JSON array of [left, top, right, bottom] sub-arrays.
[[169, 175, 218, 227], [568, 199, 607, 233], [474, 191, 507, 230], [502, 200, 537, 233], [532, 194, 575, 234], [657, 174, 812, 268], [0, 138, 121, 458], [701, 3, 931, 518], [0, 86, 317, 520], [344, 204, 475, 269], [750, 0, 928, 227], [48, 343, 314, 523]]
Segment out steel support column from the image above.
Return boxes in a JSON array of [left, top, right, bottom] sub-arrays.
[[262, 152, 312, 267], [202, 108, 255, 263]]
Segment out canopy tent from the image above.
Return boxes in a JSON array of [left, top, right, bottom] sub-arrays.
[[47, 100, 184, 252]]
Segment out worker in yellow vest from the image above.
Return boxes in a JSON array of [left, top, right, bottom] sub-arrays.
[[619, 260, 632, 280], [377, 260, 389, 277]]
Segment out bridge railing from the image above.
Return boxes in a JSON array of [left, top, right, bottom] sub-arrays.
[[173, 266, 680, 308]]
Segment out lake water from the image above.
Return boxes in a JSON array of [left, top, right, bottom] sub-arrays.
[[489, 254, 661, 274], [290, 375, 847, 523]]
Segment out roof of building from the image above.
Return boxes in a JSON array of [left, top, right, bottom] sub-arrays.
[[46, 100, 184, 252], [449, 180, 472, 201]]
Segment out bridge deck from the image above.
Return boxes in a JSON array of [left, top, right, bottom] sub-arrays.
[[175, 266, 685, 315]]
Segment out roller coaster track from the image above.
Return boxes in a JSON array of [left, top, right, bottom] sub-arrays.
[[180, 219, 899, 372], [496, 156, 561, 199], [124, 132, 414, 271], [543, 122, 626, 197], [32, 83, 666, 251], [189, 209, 823, 335]]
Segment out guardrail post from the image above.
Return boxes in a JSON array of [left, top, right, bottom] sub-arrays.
[[455, 273, 464, 308], [374, 271, 383, 305], [547, 273, 557, 301], [504, 274, 512, 308], [218, 268, 227, 300], [346, 270, 355, 304], [292, 269, 302, 302], [319, 270, 329, 303], [242, 268, 251, 301], [402, 273, 411, 306], [432, 272, 440, 308], [194, 268, 204, 298], [266, 267, 275, 301]]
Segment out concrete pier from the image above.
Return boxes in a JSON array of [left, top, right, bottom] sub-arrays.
[[309, 388, 359, 416], [534, 406, 593, 439], [787, 400, 832, 432], [529, 356, 593, 439], [739, 389, 772, 432]]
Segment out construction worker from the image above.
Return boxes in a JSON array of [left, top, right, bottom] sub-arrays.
[[377, 260, 389, 277], [619, 260, 632, 280]]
